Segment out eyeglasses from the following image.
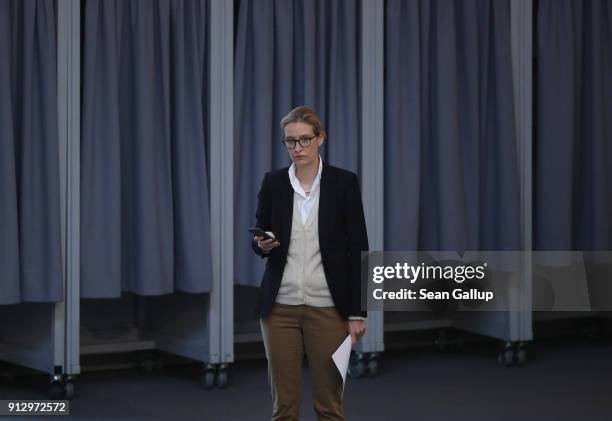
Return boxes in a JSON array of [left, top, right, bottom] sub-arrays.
[[281, 135, 317, 149]]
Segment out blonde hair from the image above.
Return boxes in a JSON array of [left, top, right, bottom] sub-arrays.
[[280, 106, 326, 138]]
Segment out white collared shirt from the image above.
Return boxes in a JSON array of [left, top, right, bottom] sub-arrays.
[[288, 155, 323, 225]]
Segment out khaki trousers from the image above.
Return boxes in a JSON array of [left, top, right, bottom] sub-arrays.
[[260, 303, 348, 421]]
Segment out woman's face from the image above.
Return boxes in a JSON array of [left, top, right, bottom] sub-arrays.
[[283, 122, 324, 168]]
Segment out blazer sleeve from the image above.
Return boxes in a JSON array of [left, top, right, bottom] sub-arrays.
[[251, 172, 272, 258], [346, 173, 369, 318]]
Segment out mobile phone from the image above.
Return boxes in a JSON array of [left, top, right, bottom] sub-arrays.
[[248, 227, 277, 242]]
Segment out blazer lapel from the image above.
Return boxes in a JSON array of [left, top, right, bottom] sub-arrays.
[[318, 162, 329, 254], [280, 169, 294, 252]]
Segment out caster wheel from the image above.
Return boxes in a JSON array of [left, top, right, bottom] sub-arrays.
[[348, 353, 367, 379], [348, 361, 366, 378], [201, 370, 215, 389], [48, 381, 64, 400], [216, 370, 228, 389], [64, 381, 75, 400], [515, 343, 527, 366], [367, 358, 379, 377], [498, 348, 515, 367]]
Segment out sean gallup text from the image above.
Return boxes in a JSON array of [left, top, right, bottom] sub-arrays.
[[372, 288, 494, 302]]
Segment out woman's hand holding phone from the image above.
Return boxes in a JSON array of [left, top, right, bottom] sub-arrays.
[[255, 236, 280, 253], [253, 231, 280, 253]]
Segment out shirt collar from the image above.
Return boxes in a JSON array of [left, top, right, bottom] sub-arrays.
[[288, 155, 323, 199]]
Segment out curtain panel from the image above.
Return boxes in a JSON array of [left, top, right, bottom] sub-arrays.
[[0, 0, 62, 305], [385, 0, 521, 252], [535, 0, 612, 251], [81, 0, 213, 297]]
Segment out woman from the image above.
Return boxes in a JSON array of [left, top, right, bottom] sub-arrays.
[[252, 106, 368, 420]]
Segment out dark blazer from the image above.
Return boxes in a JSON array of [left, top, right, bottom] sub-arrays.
[[252, 162, 369, 320]]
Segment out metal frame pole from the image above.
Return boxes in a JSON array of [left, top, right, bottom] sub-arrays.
[[360, 0, 385, 354], [510, 0, 534, 342], [209, 0, 235, 364], [57, 0, 81, 375]]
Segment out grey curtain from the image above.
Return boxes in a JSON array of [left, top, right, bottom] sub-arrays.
[[234, 0, 361, 286], [0, 0, 62, 305], [385, 0, 520, 251], [81, 0, 212, 298], [535, 0, 612, 251]]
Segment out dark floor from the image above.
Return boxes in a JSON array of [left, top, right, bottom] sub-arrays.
[[1, 337, 611, 421]]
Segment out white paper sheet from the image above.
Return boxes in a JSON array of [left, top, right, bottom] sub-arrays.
[[332, 334, 352, 388]]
